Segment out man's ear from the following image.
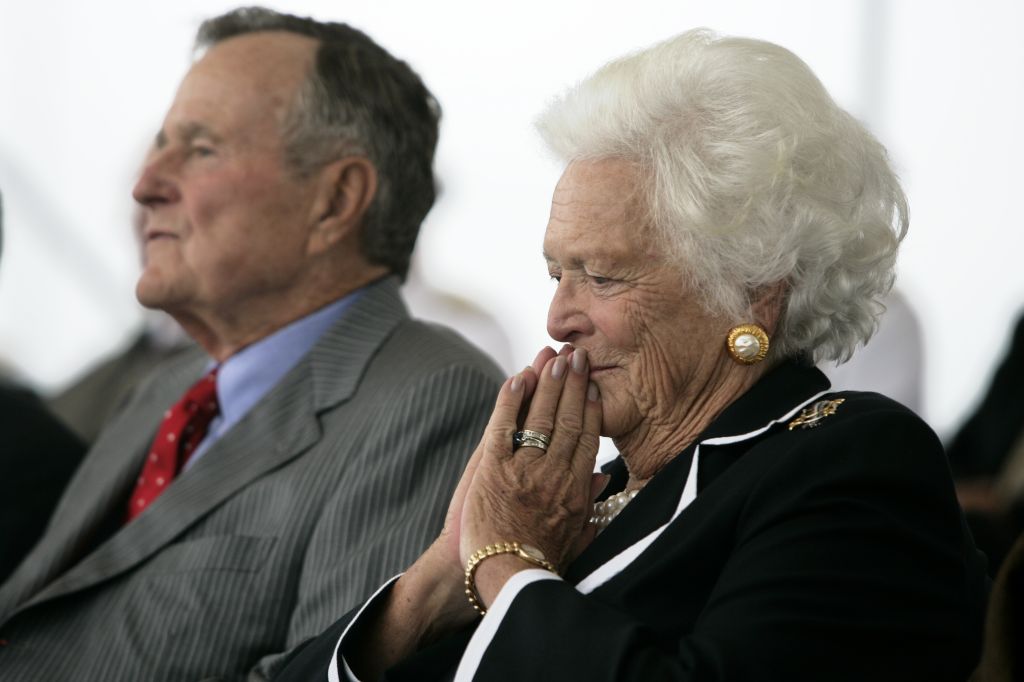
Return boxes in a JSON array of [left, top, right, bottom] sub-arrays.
[[306, 156, 378, 256], [750, 280, 788, 336]]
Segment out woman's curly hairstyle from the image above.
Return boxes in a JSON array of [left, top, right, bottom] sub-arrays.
[[537, 29, 908, 363]]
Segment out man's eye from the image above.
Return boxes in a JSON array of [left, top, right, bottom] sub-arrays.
[[549, 273, 562, 283], [190, 146, 215, 158]]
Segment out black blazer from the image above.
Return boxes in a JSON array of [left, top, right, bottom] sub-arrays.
[[277, 362, 989, 682]]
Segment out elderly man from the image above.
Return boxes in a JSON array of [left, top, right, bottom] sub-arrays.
[[0, 8, 502, 681]]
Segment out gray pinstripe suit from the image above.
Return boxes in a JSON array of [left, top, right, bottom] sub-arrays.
[[0, 277, 504, 681]]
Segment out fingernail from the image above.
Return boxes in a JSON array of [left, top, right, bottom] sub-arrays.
[[510, 373, 523, 392], [588, 382, 600, 401], [552, 356, 567, 379], [572, 348, 587, 374]]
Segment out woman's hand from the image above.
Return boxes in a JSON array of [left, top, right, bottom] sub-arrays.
[[438, 346, 561, 570], [373, 348, 561, 629], [460, 346, 603, 607], [346, 347, 598, 677]]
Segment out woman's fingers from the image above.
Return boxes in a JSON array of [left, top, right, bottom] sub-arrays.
[[514, 347, 556, 425], [572, 380, 603, 476], [487, 345, 572, 462], [443, 369, 534, 559], [531, 346, 559, 375], [517, 353, 570, 453], [520, 348, 590, 461], [461, 349, 601, 573], [484, 371, 533, 462]]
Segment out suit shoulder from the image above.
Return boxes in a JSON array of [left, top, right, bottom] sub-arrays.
[[381, 318, 505, 381]]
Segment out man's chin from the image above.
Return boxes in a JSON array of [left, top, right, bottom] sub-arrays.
[[135, 277, 183, 312]]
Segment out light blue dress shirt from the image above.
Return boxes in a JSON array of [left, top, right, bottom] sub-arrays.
[[183, 289, 362, 470]]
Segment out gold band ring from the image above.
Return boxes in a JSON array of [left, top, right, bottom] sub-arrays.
[[513, 429, 551, 452]]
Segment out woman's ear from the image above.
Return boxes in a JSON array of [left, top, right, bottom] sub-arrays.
[[306, 156, 378, 256]]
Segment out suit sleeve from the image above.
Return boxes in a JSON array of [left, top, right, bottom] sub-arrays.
[[249, 362, 501, 681], [459, 409, 987, 682]]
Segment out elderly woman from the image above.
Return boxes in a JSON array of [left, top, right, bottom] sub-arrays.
[[276, 29, 987, 682]]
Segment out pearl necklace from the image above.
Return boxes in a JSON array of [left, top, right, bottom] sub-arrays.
[[589, 489, 639, 530]]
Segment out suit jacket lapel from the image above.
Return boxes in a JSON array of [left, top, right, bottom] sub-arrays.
[[18, 278, 409, 611]]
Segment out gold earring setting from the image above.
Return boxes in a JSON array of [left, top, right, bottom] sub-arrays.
[[726, 324, 769, 364]]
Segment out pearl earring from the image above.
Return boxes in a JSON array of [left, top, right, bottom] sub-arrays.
[[726, 324, 769, 364]]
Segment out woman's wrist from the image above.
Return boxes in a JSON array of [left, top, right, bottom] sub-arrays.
[[403, 545, 478, 640], [348, 543, 473, 678], [471, 552, 549, 610]]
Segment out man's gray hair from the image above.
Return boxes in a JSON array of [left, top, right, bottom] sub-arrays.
[[537, 29, 908, 363], [197, 6, 441, 280]]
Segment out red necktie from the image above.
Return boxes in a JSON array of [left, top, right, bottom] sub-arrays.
[[125, 369, 220, 522]]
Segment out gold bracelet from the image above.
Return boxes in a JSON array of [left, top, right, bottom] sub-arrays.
[[464, 542, 557, 615]]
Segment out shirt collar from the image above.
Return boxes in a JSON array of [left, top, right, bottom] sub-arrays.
[[181, 289, 364, 472], [212, 291, 363, 429]]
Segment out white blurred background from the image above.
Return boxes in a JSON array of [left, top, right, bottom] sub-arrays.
[[1, 0, 1022, 439]]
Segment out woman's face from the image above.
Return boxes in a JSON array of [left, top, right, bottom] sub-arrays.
[[544, 159, 730, 441]]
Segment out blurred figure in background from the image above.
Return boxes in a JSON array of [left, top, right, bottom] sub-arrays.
[[0, 189, 86, 582], [971, 532, 1024, 682], [970, 532, 1024, 679], [948, 311, 1024, 574]]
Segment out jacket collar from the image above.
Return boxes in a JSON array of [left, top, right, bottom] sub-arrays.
[[697, 359, 829, 443]]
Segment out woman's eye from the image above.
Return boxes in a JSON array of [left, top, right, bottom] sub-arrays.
[[549, 273, 562, 283], [190, 145, 215, 158]]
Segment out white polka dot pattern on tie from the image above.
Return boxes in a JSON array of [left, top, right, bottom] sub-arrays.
[[124, 367, 221, 523]]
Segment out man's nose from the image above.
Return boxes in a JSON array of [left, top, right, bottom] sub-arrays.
[[132, 150, 181, 208]]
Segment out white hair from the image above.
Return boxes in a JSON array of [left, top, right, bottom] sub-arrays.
[[536, 29, 908, 363]]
